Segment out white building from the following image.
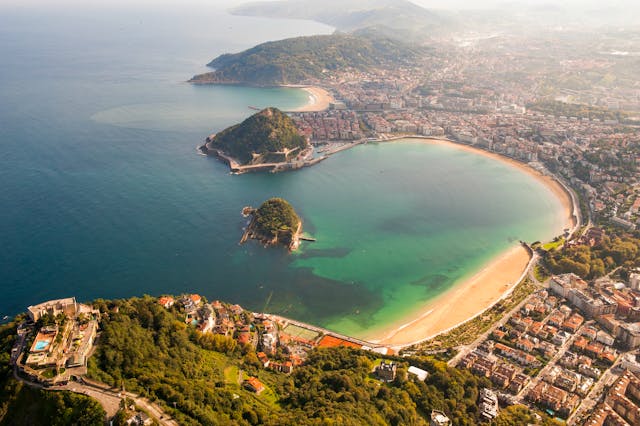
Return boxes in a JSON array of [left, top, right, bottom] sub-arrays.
[[408, 366, 429, 381], [630, 273, 640, 291], [430, 410, 451, 426]]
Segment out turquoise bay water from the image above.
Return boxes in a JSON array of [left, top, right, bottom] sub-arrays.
[[0, 5, 564, 337]]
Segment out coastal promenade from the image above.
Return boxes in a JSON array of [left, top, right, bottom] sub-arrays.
[[203, 145, 327, 174]]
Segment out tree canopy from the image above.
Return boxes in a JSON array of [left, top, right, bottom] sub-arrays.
[[210, 108, 307, 165]]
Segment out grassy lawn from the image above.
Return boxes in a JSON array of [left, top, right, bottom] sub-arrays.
[[258, 385, 279, 406], [542, 238, 565, 251], [224, 366, 240, 385], [370, 358, 384, 369], [282, 324, 319, 341], [41, 368, 55, 379], [534, 264, 550, 282]]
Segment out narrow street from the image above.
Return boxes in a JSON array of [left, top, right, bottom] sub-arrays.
[[567, 358, 623, 425], [516, 324, 586, 402]]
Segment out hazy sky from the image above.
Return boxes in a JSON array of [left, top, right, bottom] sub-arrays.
[[0, 0, 612, 9], [1, 0, 638, 13]]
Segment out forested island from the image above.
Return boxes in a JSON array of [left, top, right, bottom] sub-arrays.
[[189, 33, 424, 86], [240, 198, 303, 251], [199, 107, 312, 173]]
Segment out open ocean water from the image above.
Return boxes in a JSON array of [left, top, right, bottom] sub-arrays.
[[0, 4, 564, 337]]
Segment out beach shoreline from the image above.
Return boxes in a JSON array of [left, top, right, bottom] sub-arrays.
[[283, 85, 334, 112], [356, 136, 576, 348]]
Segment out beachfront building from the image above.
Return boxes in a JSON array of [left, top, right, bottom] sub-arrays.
[[549, 274, 587, 299]]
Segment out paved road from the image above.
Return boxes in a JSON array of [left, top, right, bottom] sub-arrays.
[[13, 367, 178, 426], [62, 383, 122, 418], [80, 378, 179, 426]]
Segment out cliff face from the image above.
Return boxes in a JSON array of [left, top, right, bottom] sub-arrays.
[[202, 107, 308, 166], [240, 198, 302, 251]]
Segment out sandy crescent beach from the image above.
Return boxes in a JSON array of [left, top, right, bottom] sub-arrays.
[[285, 85, 334, 112], [363, 137, 577, 347]]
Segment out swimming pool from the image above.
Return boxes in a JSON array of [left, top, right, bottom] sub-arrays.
[[34, 340, 50, 351]]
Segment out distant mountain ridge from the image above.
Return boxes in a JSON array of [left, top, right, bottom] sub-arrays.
[[231, 0, 454, 38], [189, 33, 424, 86]]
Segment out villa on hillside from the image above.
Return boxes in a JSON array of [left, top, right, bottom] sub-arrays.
[[27, 297, 78, 322], [243, 377, 265, 394], [17, 297, 100, 385], [375, 361, 397, 382]]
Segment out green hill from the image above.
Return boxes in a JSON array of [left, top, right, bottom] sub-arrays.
[[251, 198, 301, 249], [203, 107, 307, 165], [189, 33, 423, 86]]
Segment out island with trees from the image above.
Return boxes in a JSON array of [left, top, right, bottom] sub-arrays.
[[199, 107, 317, 174], [240, 198, 303, 251]]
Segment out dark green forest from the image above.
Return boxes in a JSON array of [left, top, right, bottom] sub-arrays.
[[544, 231, 640, 279], [210, 107, 306, 164], [87, 297, 558, 425], [253, 198, 301, 240], [190, 34, 423, 86]]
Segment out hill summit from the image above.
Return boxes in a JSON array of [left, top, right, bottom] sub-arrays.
[[200, 107, 309, 167]]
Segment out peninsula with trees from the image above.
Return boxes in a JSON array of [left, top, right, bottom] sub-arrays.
[[199, 107, 319, 174], [240, 198, 303, 251], [188, 33, 424, 86]]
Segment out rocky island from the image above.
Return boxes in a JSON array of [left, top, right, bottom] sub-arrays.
[[199, 107, 318, 174], [240, 198, 303, 251]]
